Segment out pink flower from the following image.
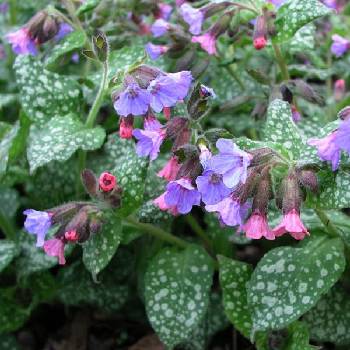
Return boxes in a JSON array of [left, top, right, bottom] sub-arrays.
[[99, 172, 116, 192], [6, 27, 37, 56], [64, 230, 78, 242], [272, 209, 309, 240], [119, 116, 134, 139], [153, 193, 178, 216], [192, 33, 217, 55], [291, 104, 301, 123], [43, 238, 66, 265], [157, 156, 181, 181], [243, 210, 275, 240], [253, 37, 267, 50]]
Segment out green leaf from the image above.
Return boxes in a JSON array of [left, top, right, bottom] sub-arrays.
[[82, 213, 122, 277], [0, 187, 20, 218], [0, 334, 20, 350], [76, 0, 100, 15], [46, 30, 86, 68], [144, 244, 214, 348], [285, 321, 316, 350], [264, 99, 303, 159], [303, 285, 350, 345], [0, 240, 18, 273], [27, 114, 105, 172], [247, 237, 345, 332], [287, 24, 316, 54], [218, 255, 253, 338], [14, 55, 82, 127], [273, 0, 331, 43], [0, 122, 20, 175]]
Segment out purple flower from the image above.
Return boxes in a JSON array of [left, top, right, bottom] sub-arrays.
[[207, 139, 251, 189], [200, 84, 216, 99], [6, 27, 37, 56], [192, 33, 217, 55], [196, 171, 231, 205], [331, 35, 350, 57], [167, 71, 193, 99], [133, 118, 165, 160], [148, 75, 181, 112], [156, 3, 172, 20], [180, 3, 204, 35], [267, 0, 285, 7], [323, 0, 339, 10], [54, 23, 73, 41], [335, 119, 350, 154], [151, 19, 170, 37], [308, 132, 341, 171], [114, 83, 151, 117], [0, 2, 8, 14], [199, 144, 212, 169], [145, 43, 169, 60], [23, 209, 52, 247], [205, 196, 249, 228], [164, 178, 201, 214]]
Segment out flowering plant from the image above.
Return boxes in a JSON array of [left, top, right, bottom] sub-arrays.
[[1, 0, 350, 348]]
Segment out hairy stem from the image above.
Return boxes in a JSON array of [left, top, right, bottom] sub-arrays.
[[124, 216, 190, 248], [314, 209, 339, 238], [272, 42, 290, 81]]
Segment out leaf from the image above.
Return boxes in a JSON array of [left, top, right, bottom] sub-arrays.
[[76, 0, 100, 15], [247, 237, 345, 332], [0, 240, 18, 273], [287, 24, 316, 54], [285, 321, 316, 350], [27, 114, 105, 172], [303, 285, 350, 345], [82, 213, 122, 277], [273, 0, 331, 43], [14, 55, 82, 127], [0, 187, 20, 218], [218, 255, 253, 338], [144, 244, 214, 348], [46, 30, 86, 67], [0, 122, 20, 175], [264, 99, 303, 159], [0, 334, 20, 350]]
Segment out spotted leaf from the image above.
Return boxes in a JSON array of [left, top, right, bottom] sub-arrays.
[[0, 187, 20, 218], [14, 55, 82, 127], [303, 285, 350, 345], [144, 245, 214, 348], [27, 114, 105, 173], [247, 237, 345, 331], [0, 122, 20, 176], [273, 0, 331, 43], [285, 321, 315, 350], [82, 213, 122, 278], [46, 30, 86, 67], [0, 240, 18, 273]]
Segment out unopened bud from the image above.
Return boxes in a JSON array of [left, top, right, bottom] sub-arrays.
[[166, 117, 189, 139], [187, 83, 214, 120], [252, 167, 272, 213], [65, 207, 91, 243], [288, 79, 325, 106], [81, 169, 98, 197], [49, 202, 82, 224], [99, 172, 116, 192], [281, 171, 302, 214], [253, 15, 268, 50], [92, 30, 109, 62], [297, 169, 318, 193], [177, 156, 202, 180], [334, 79, 346, 101], [119, 116, 134, 139], [128, 65, 161, 88], [27, 11, 59, 44], [280, 84, 293, 104]]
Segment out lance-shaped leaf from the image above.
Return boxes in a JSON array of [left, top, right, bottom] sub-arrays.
[[247, 237, 345, 332], [273, 0, 331, 43], [76, 0, 100, 15], [144, 245, 214, 348], [14, 55, 82, 127], [27, 114, 105, 173]]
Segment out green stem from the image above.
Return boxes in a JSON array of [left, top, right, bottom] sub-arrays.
[[272, 42, 290, 81], [86, 61, 109, 128], [61, 0, 84, 32], [314, 209, 339, 238], [9, 0, 17, 25], [0, 212, 16, 241], [124, 216, 190, 249], [185, 214, 212, 250]]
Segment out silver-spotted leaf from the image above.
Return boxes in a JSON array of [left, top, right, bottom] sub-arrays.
[[144, 245, 214, 348], [0, 240, 18, 273], [247, 237, 345, 331]]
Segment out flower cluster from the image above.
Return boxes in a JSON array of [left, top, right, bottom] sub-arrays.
[[23, 171, 121, 265]]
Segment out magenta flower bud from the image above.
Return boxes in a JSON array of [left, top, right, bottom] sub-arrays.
[[145, 42, 169, 60], [272, 209, 309, 240], [64, 230, 79, 242], [243, 210, 275, 240], [99, 172, 116, 192], [334, 79, 346, 101], [253, 15, 268, 50], [157, 156, 181, 181], [119, 116, 134, 139], [44, 238, 66, 265]]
